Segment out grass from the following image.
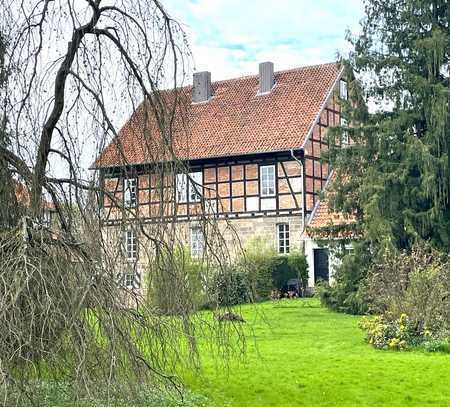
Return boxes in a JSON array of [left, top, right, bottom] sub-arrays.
[[182, 299, 450, 407]]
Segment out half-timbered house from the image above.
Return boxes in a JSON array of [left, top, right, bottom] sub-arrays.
[[94, 61, 350, 289]]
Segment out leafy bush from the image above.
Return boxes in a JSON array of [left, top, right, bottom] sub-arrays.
[[287, 251, 309, 295], [359, 244, 450, 350], [146, 246, 207, 314], [359, 314, 418, 350], [366, 244, 449, 336], [208, 266, 251, 306], [238, 237, 278, 301], [316, 243, 370, 314], [359, 313, 450, 351]]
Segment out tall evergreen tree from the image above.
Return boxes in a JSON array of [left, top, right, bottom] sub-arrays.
[[329, 0, 450, 252]]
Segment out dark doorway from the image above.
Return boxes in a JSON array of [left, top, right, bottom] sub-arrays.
[[314, 248, 329, 283]]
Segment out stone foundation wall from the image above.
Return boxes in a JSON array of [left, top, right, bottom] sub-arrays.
[[102, 214, 306, 291]]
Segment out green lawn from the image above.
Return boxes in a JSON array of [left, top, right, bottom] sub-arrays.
[[183, 299, 450, 407]]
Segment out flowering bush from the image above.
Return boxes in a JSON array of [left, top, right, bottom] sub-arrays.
[[359, 314, 410, 350], [359, 313, 447, 351]]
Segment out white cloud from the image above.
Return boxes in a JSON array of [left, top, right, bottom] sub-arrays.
[[165, 0, 365, 81]]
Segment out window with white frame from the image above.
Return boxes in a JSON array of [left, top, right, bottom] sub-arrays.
[[340, 116, 349, 145], [124, 177, 137, 207], [42, 210, 52, 227], [190, 227, 204, 258], [176, 173, 187, 203], [189, 171, 203, 202], [124, 229, 137, 262], [122, 272, 135, 288], [339, 79, 348, 100], [175, 174, 187, 203], [278, 223, 290, 254], [260, 165, 276, 197]]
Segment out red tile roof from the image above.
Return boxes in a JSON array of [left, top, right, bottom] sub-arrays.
[[308, 198, 355, 229], [94, 62, 341, 168], [14, 182, 55, 211], [307, 172, 358, 238]]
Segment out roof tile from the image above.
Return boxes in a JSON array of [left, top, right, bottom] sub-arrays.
[[95, 62, 340, 167]]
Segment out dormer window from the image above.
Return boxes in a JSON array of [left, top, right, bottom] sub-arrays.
[[339, 79, 348, 100]]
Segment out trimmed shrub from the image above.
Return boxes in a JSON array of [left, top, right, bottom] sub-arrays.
[[208, 266, 251, 306], [238, 237, 278, 301]]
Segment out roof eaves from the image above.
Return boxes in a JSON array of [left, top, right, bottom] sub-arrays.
[[92, 147, 306, 170]]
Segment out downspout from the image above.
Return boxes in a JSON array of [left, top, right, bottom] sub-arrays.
[[290, 149, 306, 235]]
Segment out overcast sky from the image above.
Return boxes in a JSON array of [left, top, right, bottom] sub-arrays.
[[164, 0, 365, 81]]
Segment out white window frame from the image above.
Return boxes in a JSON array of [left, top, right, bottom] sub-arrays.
[[122, 272, 135, 289], [42, 210, 52, 227], [190, 227, 204, 258], [189, 171, 203, 203], [260, 165, 276, 197], [339, 79, 348, 100], [340, 116, 349, 145], [277, 223, 290, 254], [176, 173, 187, 203], [124, 177, 137, 207], [124, 228, 138, 262]]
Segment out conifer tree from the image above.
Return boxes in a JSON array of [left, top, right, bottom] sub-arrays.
[[329, 0, 449, 252]]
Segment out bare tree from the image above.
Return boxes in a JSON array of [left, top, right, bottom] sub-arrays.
[[0, 1, 243, 405]]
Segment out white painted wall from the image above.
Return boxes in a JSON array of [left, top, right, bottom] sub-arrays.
[[304, 238, 347, 288]]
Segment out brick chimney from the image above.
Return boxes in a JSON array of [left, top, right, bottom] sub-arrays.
[[192, 71, 212, 103], [258, 61, 275, 94]]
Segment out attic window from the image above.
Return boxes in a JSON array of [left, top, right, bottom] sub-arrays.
[[339, 80, 348, 100]]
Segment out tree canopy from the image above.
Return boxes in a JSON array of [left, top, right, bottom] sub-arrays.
[[329, 0, 449, 253]]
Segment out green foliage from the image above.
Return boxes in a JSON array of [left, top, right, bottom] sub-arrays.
[[146, 245, 206, 314], [238, 236, 278, 301], [366, 244, 449, 338], [208, 266, 251, 307], [323, 1, 450, 313], [359, 314, 417, 350], [3, 381, 208, 407], [316, 242, 369, 314], [360, 312, 449, 352], [286, 251, 309, 293], [327, 0, 450, 253], [208, 238, 310, 305]]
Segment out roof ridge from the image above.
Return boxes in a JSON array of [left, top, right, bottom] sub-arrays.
[[208, 61, 338, 86]]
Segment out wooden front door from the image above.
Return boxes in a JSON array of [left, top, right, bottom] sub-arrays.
[[313, 248, 329, 283]]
